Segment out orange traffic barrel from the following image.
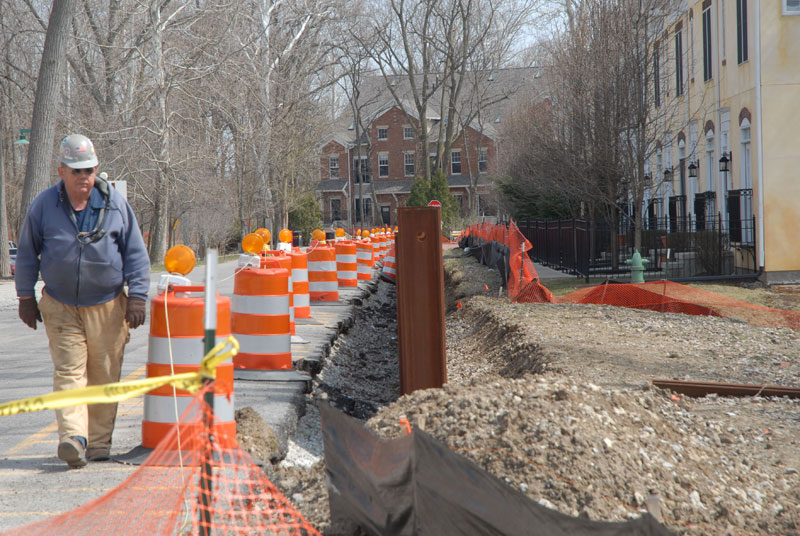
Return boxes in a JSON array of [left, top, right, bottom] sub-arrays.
[[144, 285, 235, 449], [308, 245, 339, 301], [290, 249, 311, 318], [381, 244, 397, 284], [356, 240, 374, 280], [261, 252, 295, 335], [335, 240, 358, 287], [372, 233, 385, 260], [232, 265, 291, 370]]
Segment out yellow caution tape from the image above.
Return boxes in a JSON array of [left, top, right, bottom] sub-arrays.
[[0, 336, 239, 418]]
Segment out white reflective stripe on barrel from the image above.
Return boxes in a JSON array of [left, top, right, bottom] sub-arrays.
[[308, 260, 336, 271], [356, 251, 371, 260], [357, 265, 370, 274], [309, 280, 338, 291], [144, 393, 235, 423], [294, 294, 310, 307], [148, 336, 230, 366], [292, 268, 308, 281], [384, 266, 397, 275], [338, 271, 357, 279], [231, 294, 289, 315], [235, 333, 291, 354], [336, 254, 357, 263]]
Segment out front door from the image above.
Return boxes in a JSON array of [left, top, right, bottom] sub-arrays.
[[381, 205, 391, 225]]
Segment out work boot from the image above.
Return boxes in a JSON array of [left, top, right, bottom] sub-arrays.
[[86, 446, 111, 462], [57, 436, 87, 468]]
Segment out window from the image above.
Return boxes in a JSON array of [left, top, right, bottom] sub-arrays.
[[355, 198, 372, 222], [451, 150, 462, 175], [703, 7, 713, 81], [690, 13, 695, 81], [740, 119, 752, 189], [479, 148, 488, 173], [404, 152, 415, 177], [705, 131, 716, 193], [653, 48, 660, 107], [737, 0, 748, 63], [329, 156, 339, 178], [330, 198, 342, 221], [454, 194, 463, 217], [378, 153, 389, 178], [377, 127, 388, 140], [353, 156, 370, 183], [675, 30, 684, 96], [403, 126, 414, 140], [721, 0, 726, 63], [784, 0, 800, 15]]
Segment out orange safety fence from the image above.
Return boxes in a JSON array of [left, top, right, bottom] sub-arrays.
[[461, 222, 800, 331], [2, 383, 320, 536]]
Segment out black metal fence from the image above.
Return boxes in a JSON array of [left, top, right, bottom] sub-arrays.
[[519, 212, 758, 281]]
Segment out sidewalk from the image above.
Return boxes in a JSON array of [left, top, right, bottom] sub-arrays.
[[531, 262, 568, 279]]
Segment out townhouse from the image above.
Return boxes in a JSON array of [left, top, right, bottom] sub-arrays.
[[654, 1, 800, 283]]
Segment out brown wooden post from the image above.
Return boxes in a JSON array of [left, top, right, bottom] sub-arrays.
[[396, 207, 446, 394]]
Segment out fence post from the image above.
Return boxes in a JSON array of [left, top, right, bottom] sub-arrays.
[[718, 212, 723, 275], [396, 207, 446, 394]]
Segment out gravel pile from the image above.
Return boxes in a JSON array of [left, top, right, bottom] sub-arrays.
[[248, 252, 800, 535]]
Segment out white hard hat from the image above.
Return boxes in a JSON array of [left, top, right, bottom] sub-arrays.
[[60, 134, 98, 168]]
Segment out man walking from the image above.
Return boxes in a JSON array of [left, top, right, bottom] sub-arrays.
[[15, 134, 150, 468]]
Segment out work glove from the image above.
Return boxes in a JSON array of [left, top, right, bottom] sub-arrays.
[[19, 298, 42, 330], [125, 298, 147, 329]]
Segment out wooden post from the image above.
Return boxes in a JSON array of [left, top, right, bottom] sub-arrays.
[[396, 207, 446, 394]]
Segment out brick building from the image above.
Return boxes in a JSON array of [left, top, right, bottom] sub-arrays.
[[317, 69, 540, 227]]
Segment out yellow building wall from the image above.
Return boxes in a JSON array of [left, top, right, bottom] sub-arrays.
[[760, 3, 800, 273]]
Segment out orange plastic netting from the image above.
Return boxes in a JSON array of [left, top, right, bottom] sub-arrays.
[[3, 384, 320, 536], [463, 221, 800, 331]]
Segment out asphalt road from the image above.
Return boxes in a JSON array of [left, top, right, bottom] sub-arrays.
[[0, 258, 240, 531]]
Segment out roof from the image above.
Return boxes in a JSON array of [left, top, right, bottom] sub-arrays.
[[317, 175, 494, 196], [325, 67, 546, 146], [316, 179, 348, 193]]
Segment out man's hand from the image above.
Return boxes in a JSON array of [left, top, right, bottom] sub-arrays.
[[125, 298, 147, 329], [19, 298, 42, 330]]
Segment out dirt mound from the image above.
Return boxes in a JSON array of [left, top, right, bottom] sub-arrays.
[[266, 252, 799, 535], [367, 376, 799, 534], [449, 298, 547, 379]]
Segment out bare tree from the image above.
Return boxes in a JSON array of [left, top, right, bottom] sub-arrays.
[[500, 0, 692, 255], [18, 0, 76, 234]]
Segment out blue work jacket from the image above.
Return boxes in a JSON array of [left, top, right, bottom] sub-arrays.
[[15, 179, 150, 306]]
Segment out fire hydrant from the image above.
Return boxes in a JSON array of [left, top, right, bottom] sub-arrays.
[[625, 249, 649, 284]]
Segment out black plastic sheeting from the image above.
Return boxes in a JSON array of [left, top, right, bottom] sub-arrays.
[[321, 403, 673, 536], [460, 234, 510, 288]]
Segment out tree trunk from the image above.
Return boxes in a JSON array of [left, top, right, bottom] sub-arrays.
[[147, 2, 170, 263], [18, 0, 76, 233]]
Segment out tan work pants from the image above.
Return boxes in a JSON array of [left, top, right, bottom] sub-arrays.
[[39, 292, 129, 449]]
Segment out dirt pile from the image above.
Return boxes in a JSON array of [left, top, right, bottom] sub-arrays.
[[368, 376, 799, 534], [257, 251, 799, 535]]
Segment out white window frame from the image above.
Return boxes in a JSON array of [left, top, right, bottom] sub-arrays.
[[378, 152, 389, 178], [329, 156, 339, 178], [403, 126, 414, 140], [450, 149, 462, 175], [404, 152, 416, 177], [784, 0, 800, 15], [705, 130, 716, 193], [740, 118, 752, 190], [478, 148, 488, 173], [377, 126, 388, 140]]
